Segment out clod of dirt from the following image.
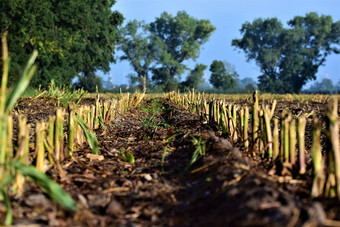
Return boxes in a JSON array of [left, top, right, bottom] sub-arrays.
[[87, 194, 110, 207], [106, 200, 125, 216], [206, 131, 247, 164], [25, 193, 52, 209]]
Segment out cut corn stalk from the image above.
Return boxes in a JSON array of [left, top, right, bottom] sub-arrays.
[[14, 115, 30, 196], [54, 108, 64, 161], [273, 118, 279, 160], [252, 90, 259, 153], [289, 119, 297, 164], [283, 113, 291, 163], [326, 97, 340, 199], [298, 116, 306, 174], [243, 106, 249, 152], [240, 107, 244, 141], [35, 121, 46, 172], [232, 105, 238, 142], [46, 116, 55, 163], [311, 117, 325, 198], [68, 106, 76, 157], [263, 109, 273, 158]]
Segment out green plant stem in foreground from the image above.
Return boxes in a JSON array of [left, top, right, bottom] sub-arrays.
[[76, 115, 99, 155]]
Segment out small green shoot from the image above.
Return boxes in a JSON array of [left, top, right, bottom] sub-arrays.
[[161, 133, 178, 173], [184, 135, 206, 173], [76, 115, 100, 155], [118, 149, 135, 164], [140, 100, 163, 129]]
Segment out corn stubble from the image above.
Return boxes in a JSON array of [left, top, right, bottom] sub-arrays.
[[167, 89, 340, 200]]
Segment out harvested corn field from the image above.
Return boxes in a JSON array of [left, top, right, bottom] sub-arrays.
[[1, 90, 340, 226]]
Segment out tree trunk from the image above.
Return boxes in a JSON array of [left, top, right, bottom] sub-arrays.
[[140, 74, 147, 92]]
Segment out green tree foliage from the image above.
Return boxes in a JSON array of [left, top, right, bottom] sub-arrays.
[[150, 11, 215, 91], [237, 77, 257, 89], [74, 73, 102, 93], [180, 64, 207, 90], [308, 78, 335, 93], [0, 0, 123, 88], [118, 20, 155, 91], [209, 60, 239, 90], [337, 80, 340, 90], [232, 12, 340, 93]]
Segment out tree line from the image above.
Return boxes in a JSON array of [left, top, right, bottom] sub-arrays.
[[1, 0, 339, 94]]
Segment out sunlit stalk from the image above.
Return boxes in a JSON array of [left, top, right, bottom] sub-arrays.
[[240, 107, 244, 141], [311, 117, 324, 198], [54, 108, 64, 161], [273, 118, 279, 160], [68, 106, 75, 157], [14, 115, 30, 196], [244, 106, 249, 153], [228, 104, 234, 141], [298, 116, 306, 174], [252, 90, 259, 153], [35, 121, 46, 172], [263, 109, 273, 158], [232, 105, 238, 142], [283, 113, 291, 162], [327, 97, 340, 199], [289, 119, 296, 164]]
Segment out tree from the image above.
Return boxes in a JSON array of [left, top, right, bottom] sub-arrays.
[[150, 11, 215, 91], [118, 20, 155, 91], [237, 77, 257, 89], [74, 73, 103, 93], [180, 64, 207, 90], [337, 80, 340, 91], [0, 0, 123, 88], [320, 78, 335, 92], [307, 78, 335, 93], [209, 60, 239, 90], [232, 12, 340, 93]]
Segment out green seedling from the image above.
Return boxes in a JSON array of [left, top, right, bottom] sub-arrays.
[[161, 134, 178, 173], [140, 100, 163, 129], [161, 146, 171, 173], [119, 147, 126, 152], [118, 149, 135, 164], [184, 135, 206, 173], [76, 115, 99, 155]]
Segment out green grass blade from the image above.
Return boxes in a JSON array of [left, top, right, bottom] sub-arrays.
[[13, 161, 77, 212], [5, 50, 38, 115], [76, 115, 100, 155], [0, 189, 12, 226]]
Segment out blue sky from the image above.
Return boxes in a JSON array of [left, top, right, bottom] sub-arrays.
[[105, 0, 340, 88]]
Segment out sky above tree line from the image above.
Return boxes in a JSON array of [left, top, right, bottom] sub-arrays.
[[107, 0, 340, 89]]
